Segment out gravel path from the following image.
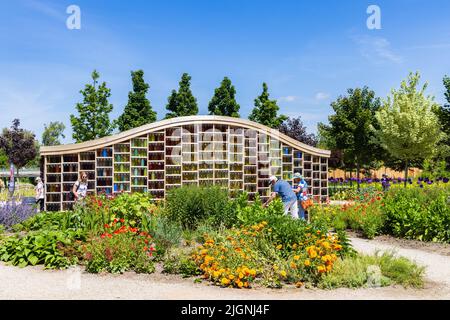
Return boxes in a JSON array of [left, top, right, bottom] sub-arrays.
[[0, 237, 449, 300], [350, 237, 450, 287]]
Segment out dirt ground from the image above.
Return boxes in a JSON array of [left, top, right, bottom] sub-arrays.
[[1, 236, 449, 300]]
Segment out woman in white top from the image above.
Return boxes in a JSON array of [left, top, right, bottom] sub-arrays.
[[35, 177, 45, 212], [73, 171, 88, 202]]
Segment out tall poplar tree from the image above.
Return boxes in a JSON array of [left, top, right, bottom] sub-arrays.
[[165, 73, 198, 119], [208, 77, 240, 117], [248, 83, 287, 128], [70, 70, 115, 142], [117, 70, 157, 132]]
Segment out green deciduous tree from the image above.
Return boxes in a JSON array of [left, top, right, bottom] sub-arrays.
[[373, 72, 445, 186], [0, 119, 38, 193], [42, 121, 65, 146], [249, 83, 287, 128], [319, 87, 382, 185], [0, 149, 7, 168], [433, 75, 450, 170], [165, 73, 198, 119], [117, 70, 157, 132], [208, 77, 240, 117], [70, 70, 115, 142]]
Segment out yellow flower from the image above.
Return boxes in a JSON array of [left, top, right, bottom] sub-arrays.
[[317, 265, 326, 273], [250, 269, 256, 277], [244, 281, 249, 288], [221, 278, 230, 285], [239, 273, 244, 279], [237, 281, 244, 288], [273, 265, 279, 271], [304, 259, 311, 267], [293, 255, 300, 261], [295, 281, 304, 288], [276, 244, 282, 250], [213, 271, 220, 278], [290, 262, 297, 269], [280, 270, 287, 278], [228, 274, 235, 280], [292, 244, 298, 250]]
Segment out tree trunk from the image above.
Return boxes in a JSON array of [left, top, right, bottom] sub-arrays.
[[404, 161, 408, 188], [356, 162, 361, 191]]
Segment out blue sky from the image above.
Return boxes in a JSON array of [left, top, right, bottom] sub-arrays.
[[1, 0, 449, 143]]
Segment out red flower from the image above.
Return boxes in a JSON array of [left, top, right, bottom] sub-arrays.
[[106, 233, 112, 238], [101, 234, 106, 239], [120, 218, 125, 223], [104, 224, 110, 228], [143, 246, 148, 251]]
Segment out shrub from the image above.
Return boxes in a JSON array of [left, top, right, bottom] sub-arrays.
[[319, 251, 424, 289], [163, 247, 202, 277], [0, 229, 84, 268], [143, 215, 183, 256], [0, 202, 37, 230], [82, 219, 156, 274], [383, 188, 450, 242], [165, 186, 232, 229], [310, 194, 385, 239]]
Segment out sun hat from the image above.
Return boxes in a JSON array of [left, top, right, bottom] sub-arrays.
[[268, 176, 278, 185], [293, 172, 303, 179]]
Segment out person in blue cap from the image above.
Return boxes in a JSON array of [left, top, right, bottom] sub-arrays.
[[263, 175, 298, 219], [293, 172, 309, 220]]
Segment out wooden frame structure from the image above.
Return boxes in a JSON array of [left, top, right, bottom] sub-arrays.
[[40, 116, 331, 211]]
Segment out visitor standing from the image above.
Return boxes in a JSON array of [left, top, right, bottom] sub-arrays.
[[263, 176, 298, 219], [72, 171, 88, 203], [293, 172, 309, 220], [35, 177, 45, 212]]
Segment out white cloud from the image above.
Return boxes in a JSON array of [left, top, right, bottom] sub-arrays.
[[315, 92, 330, 101], [278, 95, 298, 102], [353, 35, 403, 64]]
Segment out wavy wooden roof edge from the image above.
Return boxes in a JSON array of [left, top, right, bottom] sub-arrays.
[[40, 115, 331, 157]]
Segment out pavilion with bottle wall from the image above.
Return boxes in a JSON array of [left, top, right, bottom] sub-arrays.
[[40, 116, 331, 211]]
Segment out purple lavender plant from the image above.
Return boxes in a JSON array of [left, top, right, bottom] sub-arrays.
[[0, 201, 37, 230]]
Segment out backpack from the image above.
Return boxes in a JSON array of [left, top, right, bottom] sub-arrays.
[[70, 181, 80, 201]]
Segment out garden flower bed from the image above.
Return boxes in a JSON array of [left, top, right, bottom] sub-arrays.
[[0, 186, 426, 290], [310, 182, 450, 242]]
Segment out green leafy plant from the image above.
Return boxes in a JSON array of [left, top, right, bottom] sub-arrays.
[[164, 186, 232, 229], [0, 229, 84, 269]]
